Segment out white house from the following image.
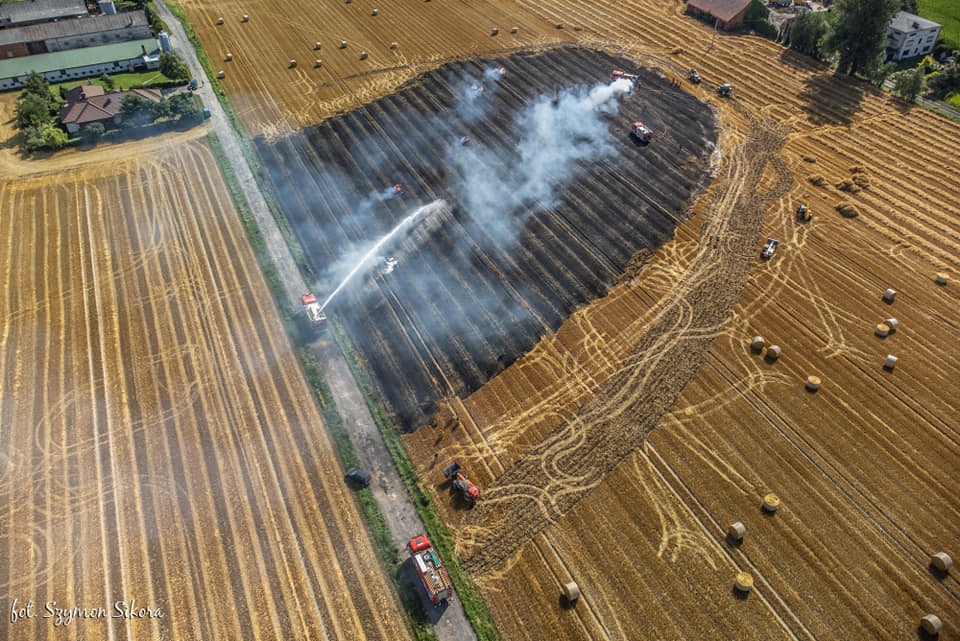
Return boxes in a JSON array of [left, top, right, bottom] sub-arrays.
[[886, 11, 941, 62]]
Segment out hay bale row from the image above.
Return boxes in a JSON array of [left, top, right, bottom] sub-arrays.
[[808, 174, 825, 186], [837, 202, 859, 218], [836, 179, 861, 193]]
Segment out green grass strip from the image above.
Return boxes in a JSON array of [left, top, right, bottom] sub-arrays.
[[330, 322, 501, 641]]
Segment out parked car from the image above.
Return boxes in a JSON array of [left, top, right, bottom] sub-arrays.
[[345, 467, 372, 487]]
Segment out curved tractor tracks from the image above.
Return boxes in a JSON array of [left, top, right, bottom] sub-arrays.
[[461, 108, 793, 574]]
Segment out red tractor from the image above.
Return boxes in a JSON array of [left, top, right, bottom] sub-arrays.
[[631, 121, 653, 143], [443, 462, 480, 505]]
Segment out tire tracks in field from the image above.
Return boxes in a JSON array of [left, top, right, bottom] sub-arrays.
[[461, 109, 792, 574]]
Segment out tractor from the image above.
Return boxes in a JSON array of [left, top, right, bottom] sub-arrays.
[[796, 200, 812, 222], [688, 68, 702, 84], [443, 462, 480, 505], [717, 83, 733, 98]]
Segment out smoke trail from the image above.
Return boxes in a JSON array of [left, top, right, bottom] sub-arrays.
[[447, 77, 634, 245], [451, 65, 507, 124], [319, 199, 446, 310]]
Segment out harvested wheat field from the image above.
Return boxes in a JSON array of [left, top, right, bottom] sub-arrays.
[[177, 0, 570, 137], [0, 141, 409, 641]]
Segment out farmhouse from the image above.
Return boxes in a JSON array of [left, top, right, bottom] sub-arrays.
[[886, 11, 941, 61], [685, 0, 751, 29], [0, 37, 159, 89], [0, 12, 151, 59], [0, 0, 87, 28], [58, 84, 161, 132]]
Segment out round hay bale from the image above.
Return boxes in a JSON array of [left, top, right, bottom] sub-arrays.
[[751, 336, 765, 353], [390, 42, 398, 49], [762, 493, 780, 513], [808, 174, 825, 186], [734, 571, 754, 592], [728, 522, 746, 541], [217, 16, 224, 24], [921, 614, 942, 635], [491, 27, 499, 35], [883, 288, 896, 302], [851, 172, 871, 189], [289, 59, 297, 67], [225, 52, 233, 61], [340, 40, 348, 48], [315, 59, 322, 67], [564, 581, 580, 601], [766, 345, 781, 360], [806, 376, 821, 391], [371, 8, 378, 15], [875, 323, 890, 338], [314, 42, 321, 50], [511, 26, 518, 33], [884, 355, 898, 370], [931, 552, 952, 572], [885, 318, 898, 332], [359, 51, 367, 59], [935, 273, 948, 285], [242, 14, 249, 22], [802, 155, 817, 163], [217, 70, 225, 79]]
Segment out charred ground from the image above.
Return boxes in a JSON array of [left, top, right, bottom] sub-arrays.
[[257, 47, 717, 429]]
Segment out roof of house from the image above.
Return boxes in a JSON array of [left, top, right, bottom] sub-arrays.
[[0, 0, 88, 26], [686, 0, 752, 23], [0, 37, 156, 78], [63, 83, 104, 101], [59, 86, 161, 125], [0, 12, 148, 47], [889, 11, 941, 34]]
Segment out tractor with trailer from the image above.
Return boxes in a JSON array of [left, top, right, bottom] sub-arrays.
[[409, 535, 453, 606], [612, 69, 640, 83], [761, 238, 779, 260], [443, 462, 480, 505], [717, 83, 733, 98], [301, 293, 327, 331], [631, 121, 653, 143]]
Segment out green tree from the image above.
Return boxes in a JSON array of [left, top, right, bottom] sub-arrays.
[[743, 0, 777, 39], [15, 92, 56, 129], [900, 0, 917, 13], [24, 122, 68, 152], [928, 64, 960, 98], [120, 94, 157, 125], [20, 71, 53, 101], [167, 92, 200, 120], [788, 10, 833, 59], [826, 0, 900, 76], [158, 51, 188, 80], [893, 68, 925, 101], [100, 73, 115, 91], [81, 122, 106, 142], [868, 60, 896, 85]]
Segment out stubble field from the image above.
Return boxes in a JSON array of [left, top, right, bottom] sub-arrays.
[[0, 138, 409, 641]]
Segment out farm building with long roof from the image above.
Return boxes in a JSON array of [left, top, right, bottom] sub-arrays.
[[0, 0, 87, 28], [0, 11, 150, 59], [0, 37, 159, 89]]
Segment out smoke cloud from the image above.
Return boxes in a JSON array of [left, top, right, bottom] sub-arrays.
[[447, 77, 633, 245]]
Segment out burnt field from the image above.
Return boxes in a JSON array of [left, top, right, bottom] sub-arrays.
[[257, 47, 717, 429]]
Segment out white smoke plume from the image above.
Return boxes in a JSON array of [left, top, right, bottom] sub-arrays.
[[447, 77, 634, 245]]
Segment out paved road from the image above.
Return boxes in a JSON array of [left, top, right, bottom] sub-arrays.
[[153, 4, 478, 640]]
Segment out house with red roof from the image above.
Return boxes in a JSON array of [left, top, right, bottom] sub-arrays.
[[58, 84, 161, 133], [686, 0, 753, 29]]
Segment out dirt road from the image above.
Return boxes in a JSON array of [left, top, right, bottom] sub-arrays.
[[154, 3, 478, 638]]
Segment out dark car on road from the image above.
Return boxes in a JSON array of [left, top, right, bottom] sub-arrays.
[[345, 467, 372, 487]]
